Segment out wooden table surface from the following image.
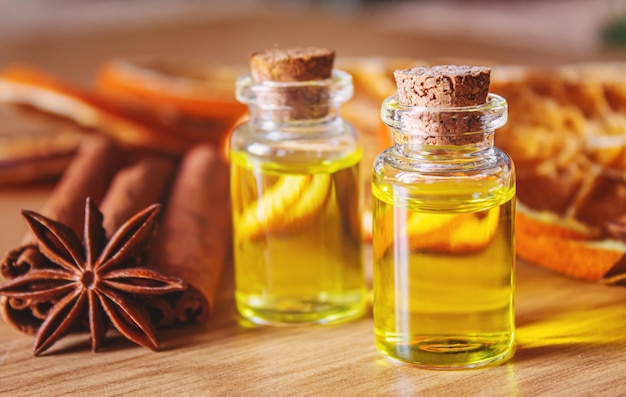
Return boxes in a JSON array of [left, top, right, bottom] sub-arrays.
[[2, 4, 626, 396], [2, 188, 626, 396]]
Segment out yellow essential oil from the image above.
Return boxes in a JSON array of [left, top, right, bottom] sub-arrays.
[[372, 68, 516, 370], [231, 154, 366, 324], [372, 177, 515, 368], [230, 61, 367, 326]]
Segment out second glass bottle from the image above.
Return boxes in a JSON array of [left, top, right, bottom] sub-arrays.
[[230, 47, 367, 325]]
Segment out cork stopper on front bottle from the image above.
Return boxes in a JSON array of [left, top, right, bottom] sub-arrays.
[[248, 47, 335, 120], [393, 65, 492, 145], [394, 65, 490, 107]]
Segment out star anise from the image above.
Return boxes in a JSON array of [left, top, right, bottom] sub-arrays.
[[0, 198, 186, 355]]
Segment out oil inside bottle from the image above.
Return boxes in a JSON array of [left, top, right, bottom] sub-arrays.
[[372, 178, 515, 369], [232, 152, 367, 325]]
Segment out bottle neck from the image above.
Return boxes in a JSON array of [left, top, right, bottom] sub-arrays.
[[247, 103, 343, 132], [393, 131, 495, 161], [382, 93, 507, 163], [237, 69, 353, 131]]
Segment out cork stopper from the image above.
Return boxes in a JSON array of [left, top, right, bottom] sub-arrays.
[[247, 47, 335, 121], [394, 65, 490, 107], [392, 65, 492, 145], [250, 47, 334, 82]]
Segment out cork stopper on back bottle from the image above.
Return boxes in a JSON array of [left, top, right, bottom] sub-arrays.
[[250, 47, 334, 82], [249, 47, 335, 120], [393, 65, 491, 145]]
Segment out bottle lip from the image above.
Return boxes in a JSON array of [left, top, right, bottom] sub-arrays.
[[382, 93, 507, 113], [381, 93, 508, 133], [235, 69, 354, 106]]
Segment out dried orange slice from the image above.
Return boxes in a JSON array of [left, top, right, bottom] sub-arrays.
[[409, 208, 500, 253], [0, 65, 191, 154], [234, 173, 333, 241], [516, 203, 624, 281], [96, 58, 247, 145], [0, 105, 83, 186], [491, 64, 626, 281], [372, 212, 461, 259], [373, 208, 500, 260]]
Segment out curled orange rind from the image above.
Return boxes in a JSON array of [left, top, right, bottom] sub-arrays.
[[0, 65, 191, 154], [96, 58, 245, 117], [96, 58, 247, 145], [516, 203, 624, 281], [409, 208, 501, 253], [234, 173, 333, 241], [373, 207, 500, 260]]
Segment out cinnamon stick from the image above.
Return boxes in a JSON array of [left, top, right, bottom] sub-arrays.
[[96, 151, 180, 328], [99, 152, 177, 237], [1, 137, 229, 337], [146, 144, 231, 326]]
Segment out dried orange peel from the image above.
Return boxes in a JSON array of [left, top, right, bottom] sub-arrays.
[[490, 64, 626, 282], [0, 104, 83, 186], [96, 58, 247, 144], [516, 203, 625, 281], [234, 173, 333, 241], [0, 65, 191, 154], [411, 209, 500, 253], [96, 58, 245, 118], [373, 208, 500, 260]]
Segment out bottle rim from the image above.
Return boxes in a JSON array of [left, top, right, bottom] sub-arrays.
[[381, 93, 508, 134], [235, 69, 354, 106]]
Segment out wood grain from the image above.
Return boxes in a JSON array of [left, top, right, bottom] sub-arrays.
[[1, 189, 626, 395], [2, 239, 626, 396]]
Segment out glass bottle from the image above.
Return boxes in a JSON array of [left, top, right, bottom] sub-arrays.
[[372, 91, 516, 368], [230, 69, 367, 325]]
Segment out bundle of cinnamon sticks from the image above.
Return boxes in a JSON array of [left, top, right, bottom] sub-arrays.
[[0, 134, 231, 337]]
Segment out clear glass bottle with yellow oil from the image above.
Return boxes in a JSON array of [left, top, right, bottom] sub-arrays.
[[372, 65, 515, 369], [230, 48, 367, 325]]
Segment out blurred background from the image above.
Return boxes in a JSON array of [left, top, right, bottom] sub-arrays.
[[1, 0, 626, 83]]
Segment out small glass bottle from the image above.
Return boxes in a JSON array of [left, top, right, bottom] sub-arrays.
[[372, 65, 515, 369], [230, 48, 367, 325]]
